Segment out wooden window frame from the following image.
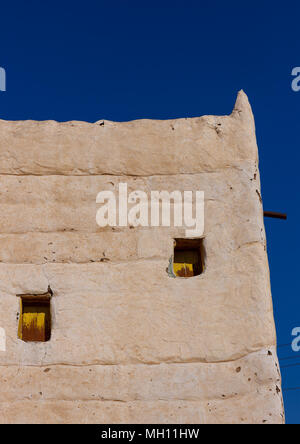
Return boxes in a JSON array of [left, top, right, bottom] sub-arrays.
[[173, 238, 205, 278], [17, 290, 52, 342]]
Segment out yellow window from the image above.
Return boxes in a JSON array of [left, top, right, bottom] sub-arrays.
[[22, 312, 46, 342], [173, 261, 194, 277], [173, 238, 205, 278], [18, 293, 51, 342]]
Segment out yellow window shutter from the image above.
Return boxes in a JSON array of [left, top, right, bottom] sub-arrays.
[[22, 312, 46, 342], [173, 262, 194, 277]]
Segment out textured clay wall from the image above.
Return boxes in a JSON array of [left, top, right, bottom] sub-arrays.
[[0, 91, 284, 423]]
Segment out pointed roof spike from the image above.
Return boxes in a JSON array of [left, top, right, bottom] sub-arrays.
[[232, 90, 252, 114], [231, 90, 255, 127]]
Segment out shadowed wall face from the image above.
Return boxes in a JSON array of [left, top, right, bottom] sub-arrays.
[[0, 91, 284, 424]]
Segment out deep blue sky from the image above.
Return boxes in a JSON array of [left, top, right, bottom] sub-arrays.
[[0, 0, 299, 423]]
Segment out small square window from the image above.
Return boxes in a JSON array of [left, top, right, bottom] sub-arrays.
[[173, 238, 205, 277], [18, 292, 51, 342]]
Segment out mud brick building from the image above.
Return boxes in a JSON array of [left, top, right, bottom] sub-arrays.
[[0, 91, 284, 423]]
